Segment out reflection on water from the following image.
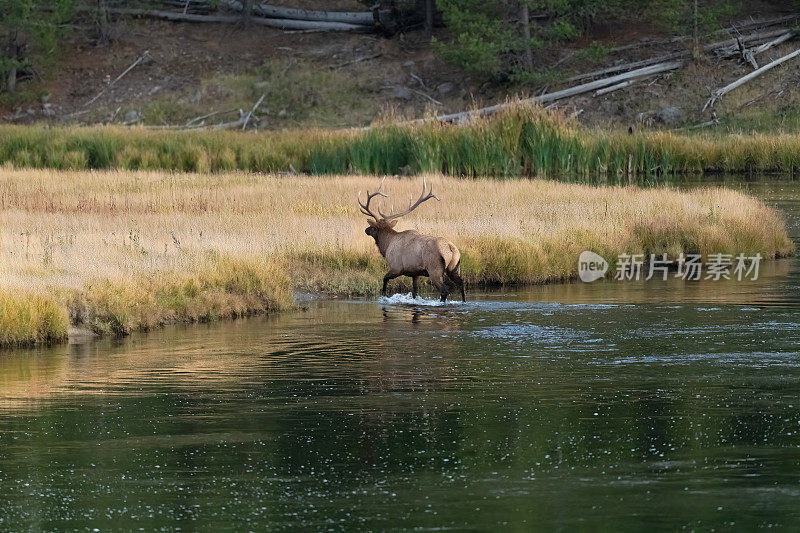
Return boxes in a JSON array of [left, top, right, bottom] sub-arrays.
[[1, 180, 800, 531]]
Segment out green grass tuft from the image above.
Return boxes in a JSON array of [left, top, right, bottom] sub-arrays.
[[0, 292, 69, 347], [4, 102, 800, 178]]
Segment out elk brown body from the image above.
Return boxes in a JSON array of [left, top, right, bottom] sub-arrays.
[[359, 179, 466, 302]]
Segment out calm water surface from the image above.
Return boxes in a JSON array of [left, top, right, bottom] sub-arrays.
[[1, 180, 799, 531]]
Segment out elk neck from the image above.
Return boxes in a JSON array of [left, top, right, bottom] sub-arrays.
[[373, 225, 399, 257]]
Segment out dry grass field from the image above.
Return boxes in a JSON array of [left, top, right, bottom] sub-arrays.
[[0, 169, 794, 347]]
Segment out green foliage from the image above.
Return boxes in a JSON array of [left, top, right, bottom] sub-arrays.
[[645, 0, 739, 33], [0, 0, 75, 95], [548, 18, 579, 41], [433, 0, 519, 77], [574, 41, 611, 63], [433, 0, 741, 81], [433, 0, 626, 80], [508, 67, 560, 85]]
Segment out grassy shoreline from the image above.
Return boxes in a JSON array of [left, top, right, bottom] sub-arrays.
[[1, 170, 793, 348], [4, 104, 800, 178]]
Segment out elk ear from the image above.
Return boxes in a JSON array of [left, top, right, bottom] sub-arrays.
[[367, 219, 377, 227], [388, 220, 398, 228]]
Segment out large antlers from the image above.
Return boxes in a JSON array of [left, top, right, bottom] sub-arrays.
[[379, 177, 439, 221], [357, 177, 389, 220], [358, 178, 439, 222]]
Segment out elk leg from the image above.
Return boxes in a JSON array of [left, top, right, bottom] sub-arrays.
[[447, 271, 466, 302], [382, 272, 400, 297], [430, 268, 449, 302], [411, 276, 419, 299], [432, 273, 449, 302]]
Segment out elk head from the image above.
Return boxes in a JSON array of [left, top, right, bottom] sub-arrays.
[[357, 177, 439, 239]]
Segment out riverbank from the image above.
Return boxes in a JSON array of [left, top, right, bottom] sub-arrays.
[[5, 104, 800, 179], [0, 170, 793, 348]]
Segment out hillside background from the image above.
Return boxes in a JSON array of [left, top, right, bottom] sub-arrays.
[[2, 0, 800, 132]]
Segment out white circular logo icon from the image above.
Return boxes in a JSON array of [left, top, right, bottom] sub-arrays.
[[578, 251, 608, 283]]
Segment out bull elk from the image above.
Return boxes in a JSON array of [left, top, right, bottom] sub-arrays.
[[358, 178, 466, 302]]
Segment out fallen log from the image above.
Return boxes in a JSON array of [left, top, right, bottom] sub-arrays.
[[241, 93, 266, 131], [729, 31, 795, 70], [85, 50, 150, 107], [330, 52, 382, 69], [538, 61, 683, 104], [214, 112, 249, 130], [160, 0, 376, 23], [704, 47, 800, 110], [435, 60, 684, 123], [100, 7, 371, 32], [604, 12, 800, 55], [736, 36, 759, 69], [565, 51, 686, 84], [753, 31, 795, 55], [713, 28, 793, 57], [568, 28, 789, 84], [186, 108, 238, 127], [594, 79, 636, 97], [406, 26, 795, 126], [730, 13, 800, 32], [249, 1, 374, 25]]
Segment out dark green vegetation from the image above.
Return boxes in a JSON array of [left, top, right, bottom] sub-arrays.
[[5, 104, 800, 177], [0, 0, 786, 99], [0, 0, 75, 97], [3, 0, 800, 137], [434, 0, 741, 81]]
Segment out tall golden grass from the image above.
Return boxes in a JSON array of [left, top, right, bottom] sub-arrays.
[[0, 169, 793, 347], [3, 102, 800, 177], [0, 291, 68, 347]]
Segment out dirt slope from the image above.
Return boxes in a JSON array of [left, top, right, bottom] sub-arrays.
[[4, 2, 800, 132]]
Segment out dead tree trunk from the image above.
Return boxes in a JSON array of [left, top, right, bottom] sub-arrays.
[[519, 2, 533, 71], [705, 47, 800, 109], [5, 32, 19, 95], [424, 0, 434, 39], [95, 0, 112, 44], [241, 0, 254, 27], [692, 0, 700, 60], [6, 65, 17, 95]]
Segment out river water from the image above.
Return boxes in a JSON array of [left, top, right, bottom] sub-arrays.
[[1, 179, 799, 531]]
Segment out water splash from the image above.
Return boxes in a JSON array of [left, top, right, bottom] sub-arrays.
[[378, 293, 459, 307]]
